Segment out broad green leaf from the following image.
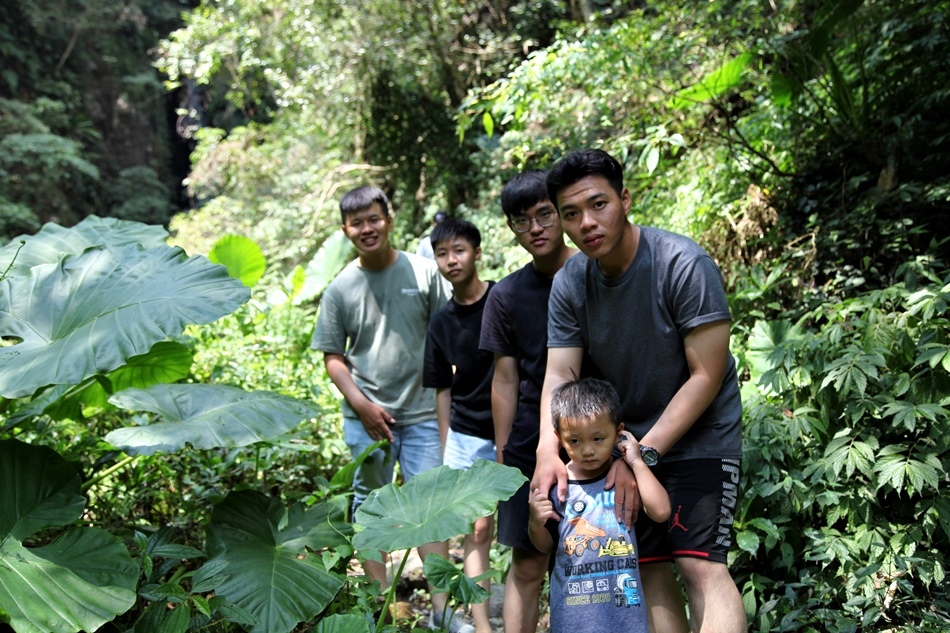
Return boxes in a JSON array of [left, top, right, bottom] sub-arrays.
[[0, 215, 168, 277], [296, 232, 354, 305], [736, 530, 761, 555], [0, 439, 138, 633], [0, 440, 85, 540], [161, 603, 190, 633], [69, 341, 194, 413], [0, 244, 249, 399], [354, 460, 526, 552], [645, 146, 660, 174], [770, 72, 795, 106], [196, 490, 349, 633], [329, 438, 387, 492], [314, 614, 373, 633], [423, 553, 491, 605], [671, 52, 753, 109], [105, 384, 319, 455], [482, 110, 494, 138], [208, 234, 267, 287]]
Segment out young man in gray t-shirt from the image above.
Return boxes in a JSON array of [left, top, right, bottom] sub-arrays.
[[533, 150, 747, 633], [312, 186, 471, 632]]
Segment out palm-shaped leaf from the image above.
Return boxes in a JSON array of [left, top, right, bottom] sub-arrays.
[[0, 244, 249, 398], [194, 490, 351, 633], [0, 439, 138, 633], [105, 384, 320, 455], [0, 215, 168, 276], [354, 460, 526, 552]]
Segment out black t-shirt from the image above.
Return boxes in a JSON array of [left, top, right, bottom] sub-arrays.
[[423, 281, 496, 440], [479, 264, 553, 469]]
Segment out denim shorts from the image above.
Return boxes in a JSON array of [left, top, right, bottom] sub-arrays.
[[443, 427, 496, 470], [344, 418, 443, 515]]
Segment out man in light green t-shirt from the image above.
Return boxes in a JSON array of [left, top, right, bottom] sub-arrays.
[[312, 186, 470, 632]]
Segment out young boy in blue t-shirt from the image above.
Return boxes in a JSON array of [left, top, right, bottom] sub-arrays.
[[528, 377, 670, 633]]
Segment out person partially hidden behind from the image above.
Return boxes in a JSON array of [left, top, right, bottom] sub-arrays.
[[528, 377, 670, 633]]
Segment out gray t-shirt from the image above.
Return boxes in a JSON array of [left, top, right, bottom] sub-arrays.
[[312, 251, 449, 424], [548, 226, 742, 461], [546, 473, 648, 632]]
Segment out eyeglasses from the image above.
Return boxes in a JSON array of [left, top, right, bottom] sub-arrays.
[[511, 210, 557, 233]]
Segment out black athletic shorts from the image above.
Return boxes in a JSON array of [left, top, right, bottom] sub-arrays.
[[636, 458, 741, 564], [496, 461, 542, 552]]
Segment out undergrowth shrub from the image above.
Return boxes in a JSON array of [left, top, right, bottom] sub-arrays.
[[732, 257, 950, 631]]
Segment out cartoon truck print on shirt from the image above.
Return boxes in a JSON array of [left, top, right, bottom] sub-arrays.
[[563, 517, 607, 557], [612, 573, 642, 608], [598, 535, 635, 557]]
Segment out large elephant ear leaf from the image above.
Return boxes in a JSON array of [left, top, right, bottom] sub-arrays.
[[104, 384, 320, 455], [354, 460, 526, 552], [0, 439, 138, 633], [0, 215, 168, 276], [314, 614, 373, 633], [0, 244, 249, 399], [194, 490, 349, 633], [208, 234, 267, 288], [296, 231, 354, 304]]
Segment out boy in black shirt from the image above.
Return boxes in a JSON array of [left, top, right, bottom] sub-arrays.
[[423, 218, 496, 633]]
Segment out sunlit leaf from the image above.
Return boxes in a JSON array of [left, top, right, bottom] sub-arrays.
[[208, 234, 267, 287]]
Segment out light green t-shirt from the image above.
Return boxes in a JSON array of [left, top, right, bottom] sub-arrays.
[[312, 251, 450, 424]]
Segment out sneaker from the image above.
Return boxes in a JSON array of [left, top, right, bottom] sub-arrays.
[[429, 610, 476, 633]]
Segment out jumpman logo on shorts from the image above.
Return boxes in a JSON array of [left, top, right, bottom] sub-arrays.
[[669, 505, 689, 532]]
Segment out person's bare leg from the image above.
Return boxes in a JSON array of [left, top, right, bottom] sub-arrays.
[[502, 547, 548, 633], [464, 515, 494, 633], [675, 558, 747, 633], [418, 541, 453, 619], [363, 553, 391, 590], [641, 563, 689, 633]]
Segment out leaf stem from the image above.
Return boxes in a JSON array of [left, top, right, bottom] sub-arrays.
[[376, 549, 411, 633], [81, 455, 139, 491]]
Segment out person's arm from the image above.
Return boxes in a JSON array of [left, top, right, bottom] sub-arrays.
[[532, 347, 583, 504], [324, 352, 395, 442], [436, 387, 451, 452], [527, 487, 557, 553], [638, 320, 731, 455], [617, 431, 671, 522], [491, 354, 519, 464]]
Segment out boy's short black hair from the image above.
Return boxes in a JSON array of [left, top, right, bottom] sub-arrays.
[[340, 186, 390, 224], [430, 217, 481, 250], [500, 170, 550, 220], [546, 149, 625, 209], [550, 377, 623, 433]]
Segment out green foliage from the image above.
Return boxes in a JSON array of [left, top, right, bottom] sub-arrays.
[[196, 490, 351, 633], [734, 259, 950, 629], [354, 460, 527, 553], [105, 384, 320, 456], [105, 166, 175, 226], [208, 233, 267, 287], [0, 439, 138, 633], [0, 239, 249, 399]]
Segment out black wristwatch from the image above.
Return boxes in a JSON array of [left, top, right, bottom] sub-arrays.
[[639, 445, 660, 467]]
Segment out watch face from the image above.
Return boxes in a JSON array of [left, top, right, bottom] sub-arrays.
[[640, 446, 659, 466]]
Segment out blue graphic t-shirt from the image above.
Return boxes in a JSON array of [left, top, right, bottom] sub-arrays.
[[546, 471, 649, 632]]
